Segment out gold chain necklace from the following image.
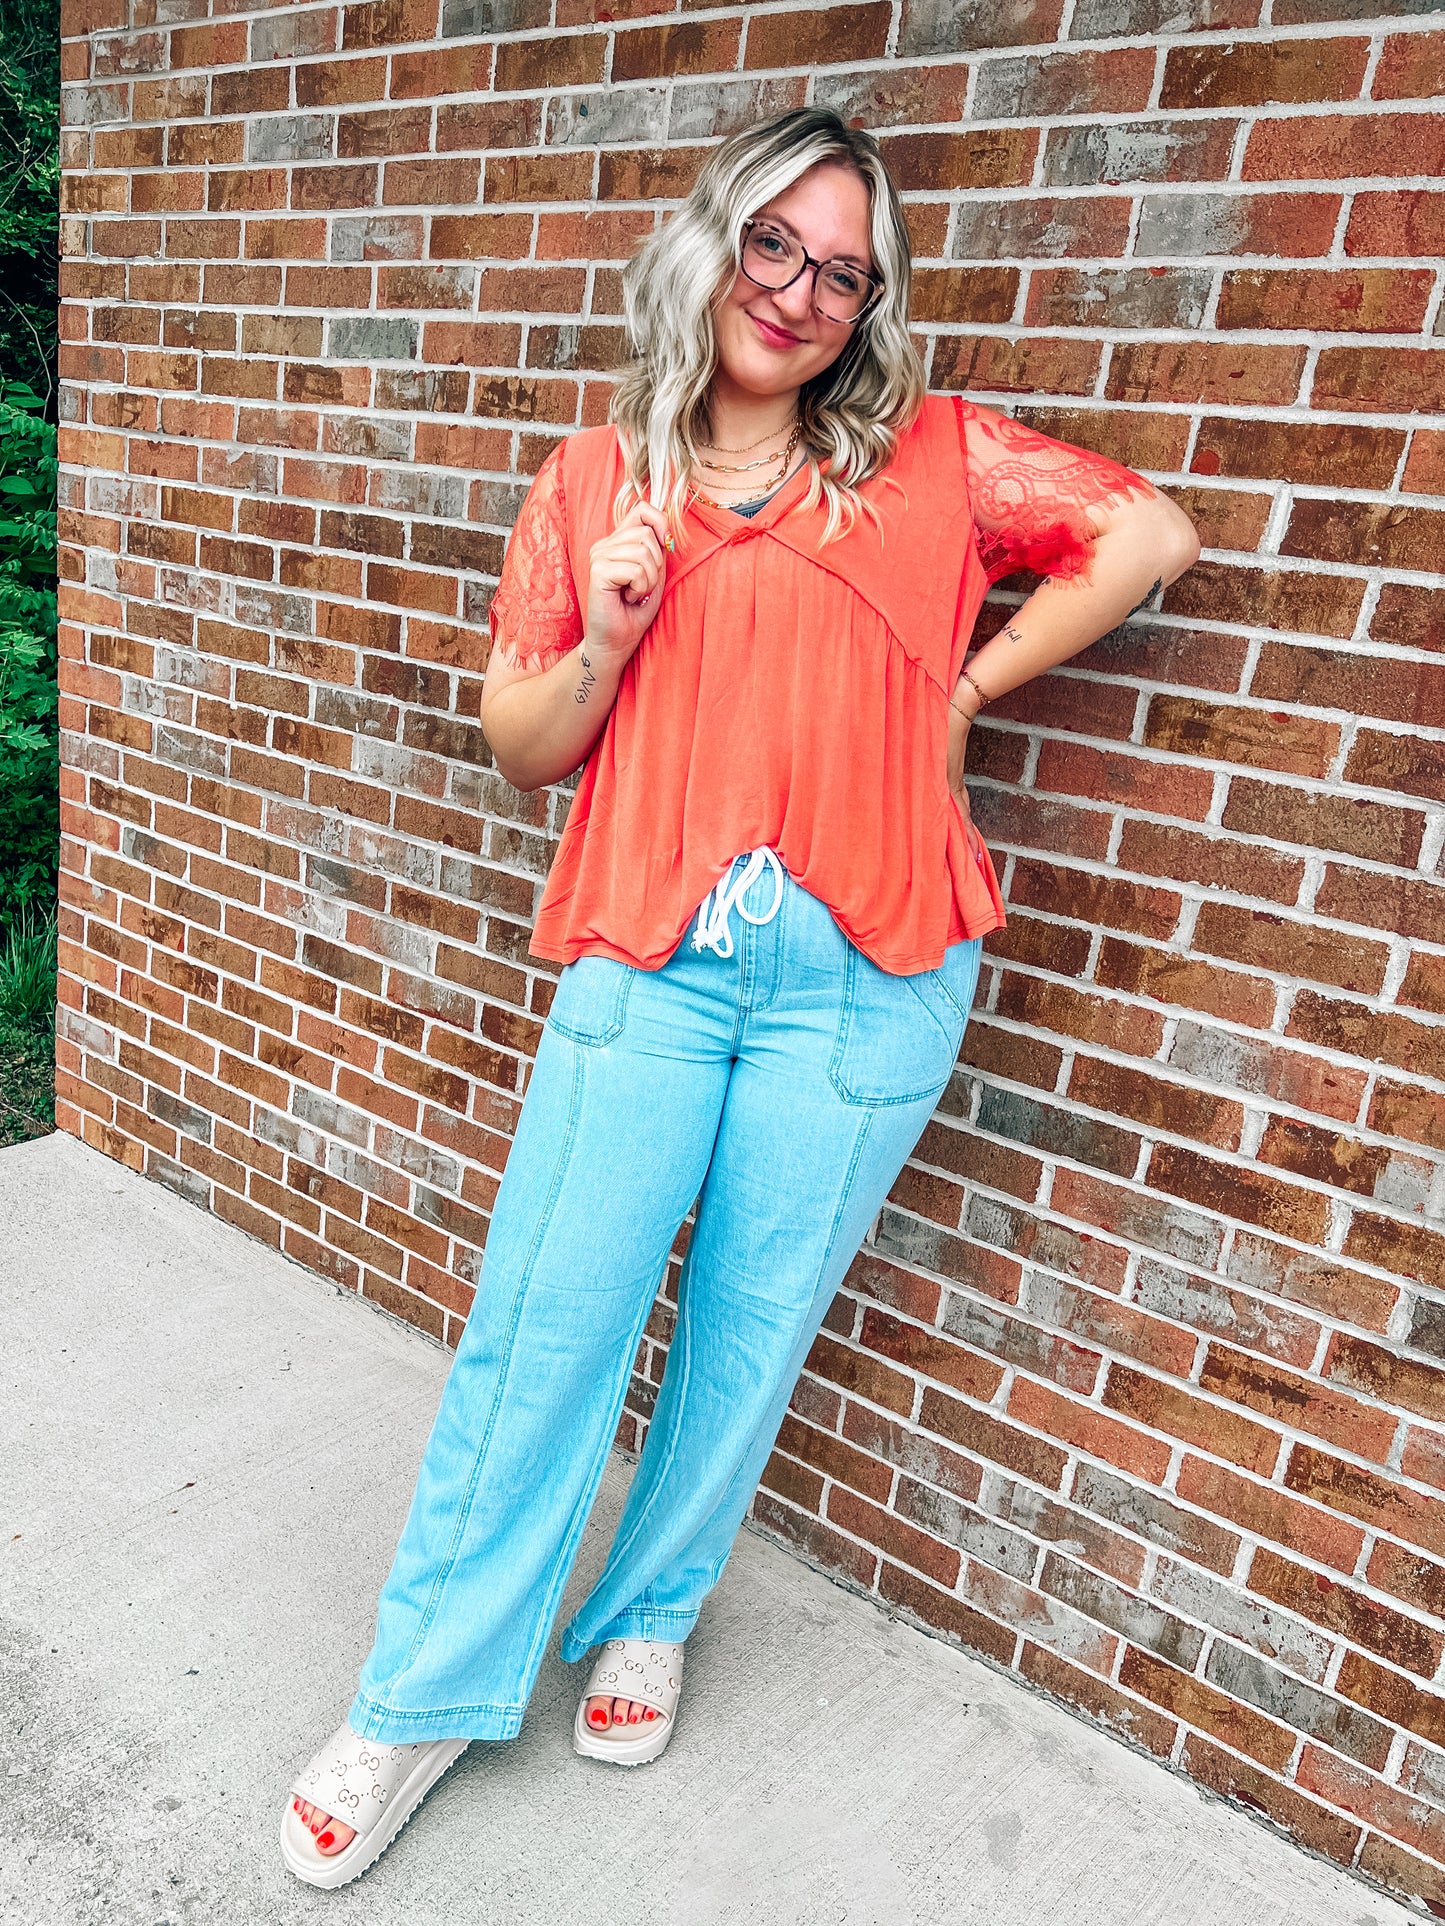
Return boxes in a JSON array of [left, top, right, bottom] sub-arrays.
[[689, 422, 803, 512], [695, 438, 798, 475], [696, 414, 800, 459]]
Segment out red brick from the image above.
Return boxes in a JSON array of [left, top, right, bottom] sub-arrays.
[[1192, 902, 1388, 996], [1344, 1213, 1445, 1290], [1191, 417, 1403, 491], [1246, 111, 1445, 183], [1120, 1647, 1294, 1772], [1286, 1443, 1445, 1561], [1314, 347, 1445, 417], [341, 0, 437, 50], [1162, 37, 1369, 109], [1143, 694, 1339, 780], [1176, 1453, 1364, 1574], [1284, 497, 1445, 577], [881, 1563, 1016, 1666], [745, 4, 890, 69], [1348, 189, 1445, 259], [1374, 31, 1445, 102], [1115, 822, 1305, 906], [752, 1490, 878, 1592], [1218, 268, 1432, 335], [1009, 858, 1181, 942], [1182, 1735, 1363, 1866], [1107, 341, 1307, 408], [612, 17, 742, 81], [1095, 938, 1276, 1029], [1009, 1376, 1172, 1482], [1034, 738, 1215, 818], [1372, 583, 1445, 654]]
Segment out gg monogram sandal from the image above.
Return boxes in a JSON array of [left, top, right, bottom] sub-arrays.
[[572, 1637, 686, 1767], [279, 1723, 470, 1889]]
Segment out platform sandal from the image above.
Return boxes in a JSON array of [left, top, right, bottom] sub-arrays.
[[279, 1722, 470, 1889], [572, 1637, 685, 1767]]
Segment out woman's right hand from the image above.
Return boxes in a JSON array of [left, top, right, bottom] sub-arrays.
[[584, 501, 672, 666]]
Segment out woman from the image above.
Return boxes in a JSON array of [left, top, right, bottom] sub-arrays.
[[280, 106, 1199, 1887]]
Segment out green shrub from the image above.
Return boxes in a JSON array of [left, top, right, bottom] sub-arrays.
[[0, 0, 59, 927], [0, 0, 60, 406], [0, 379, 57, 921]]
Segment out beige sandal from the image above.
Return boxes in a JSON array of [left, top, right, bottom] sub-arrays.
[[279, 1722, 469, 1889], [572, 1637, 685, 1767]]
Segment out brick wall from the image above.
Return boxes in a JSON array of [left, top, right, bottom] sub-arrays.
[[55, 0, 1445, 1907]]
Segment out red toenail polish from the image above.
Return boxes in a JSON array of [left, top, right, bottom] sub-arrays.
[[590, 1709, 606, 1726], [318, 1832, 334, 1848]]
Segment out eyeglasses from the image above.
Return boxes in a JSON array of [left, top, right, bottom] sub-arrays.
[[738, 219, 884, 326]]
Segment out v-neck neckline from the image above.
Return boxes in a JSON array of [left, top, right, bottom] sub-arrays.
[[686, 451, 816, 536]]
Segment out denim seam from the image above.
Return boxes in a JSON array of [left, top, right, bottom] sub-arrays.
[[379, 1042, 588, 1694], [567, 1240, 697, 1639], [749, 873, 790, 1014], [519, 1272, 669, 1686], [351, 1690, 526, 1726], [648, 1106, 876, 1602]]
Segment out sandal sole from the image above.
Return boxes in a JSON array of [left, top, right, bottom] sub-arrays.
[[572, 1699, 675, 1767]]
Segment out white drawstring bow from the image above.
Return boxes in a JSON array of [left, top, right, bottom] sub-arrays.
[[691, 846, 786, 959]]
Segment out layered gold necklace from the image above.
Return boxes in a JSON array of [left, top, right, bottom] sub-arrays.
[[689, 416, 803, 512]]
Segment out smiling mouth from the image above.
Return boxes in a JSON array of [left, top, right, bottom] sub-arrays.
[[750, 313, 804, 348]]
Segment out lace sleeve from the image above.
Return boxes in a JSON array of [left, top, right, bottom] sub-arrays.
[[487, 442, 584, 669], [957, 398, 1157, 586]]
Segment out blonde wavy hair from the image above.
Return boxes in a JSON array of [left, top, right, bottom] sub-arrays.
[[609, 107, 926, 547]]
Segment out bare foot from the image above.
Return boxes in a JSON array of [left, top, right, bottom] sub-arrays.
[[291, 1796, 355, 1856], [583, 1694, 661, 1735]]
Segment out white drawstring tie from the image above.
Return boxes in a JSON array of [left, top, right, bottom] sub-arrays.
[[691, 846, 786, 959]]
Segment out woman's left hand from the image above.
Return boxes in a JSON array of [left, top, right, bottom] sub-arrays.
[[947, 707, 987, 866]]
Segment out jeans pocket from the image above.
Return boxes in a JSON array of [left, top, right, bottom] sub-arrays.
[[828, 939, 980, 1107], [546, 955, 634, 1046]]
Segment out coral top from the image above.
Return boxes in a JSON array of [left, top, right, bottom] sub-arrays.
[[488, 393, 1151, 976]]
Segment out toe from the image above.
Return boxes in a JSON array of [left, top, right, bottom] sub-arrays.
[[626, 1701, 642, 1724], [317, 1819, 355, 1855], [611, 1696, 629, 1726], [585, 1695, 611, 1729]]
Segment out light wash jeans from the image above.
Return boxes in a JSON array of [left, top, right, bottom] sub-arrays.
[[348, 852, 982, 1741]]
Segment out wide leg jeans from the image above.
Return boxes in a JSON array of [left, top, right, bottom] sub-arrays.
[[348, 859, 982, 1741]]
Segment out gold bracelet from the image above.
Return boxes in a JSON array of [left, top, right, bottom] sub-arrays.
[[949, 668, 991, 719]]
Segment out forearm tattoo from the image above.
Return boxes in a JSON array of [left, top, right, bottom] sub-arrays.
[[1127, 578, 1162, 620], [574, 651, 597, 705], [1000, 623, 1027, 646]]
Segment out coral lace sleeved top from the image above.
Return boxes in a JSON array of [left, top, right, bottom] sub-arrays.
[[487, 393, 1152, 976]]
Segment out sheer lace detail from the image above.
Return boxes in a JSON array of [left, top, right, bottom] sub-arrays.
[[488, 442, 584, 669], [957, 398, 1156, 586]]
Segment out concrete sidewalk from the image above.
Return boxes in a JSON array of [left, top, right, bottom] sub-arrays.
[[0, 1131, 1413, 1926]]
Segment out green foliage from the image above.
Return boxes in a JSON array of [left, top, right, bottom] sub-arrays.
[[0, 380, 57, 919], [0, 0, 59, 926], [0, 895, 56, 1026], [0, 0, 60, 405]]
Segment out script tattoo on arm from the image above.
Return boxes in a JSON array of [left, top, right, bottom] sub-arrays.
[[999, 623, 1027, 646], [573, 650, 597, 705]]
